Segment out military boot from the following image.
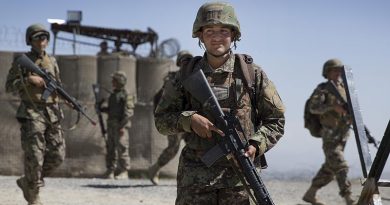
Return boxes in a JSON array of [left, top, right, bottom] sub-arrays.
[[147, 163, 160, 185], [344, 194, 355, 205], [103, 170, 115, 179], [302, 186, 325, 205], [115, 170, 129, 180], [16, 177, 42, 205], [16, 176, 30, 202], [27, 188, 42, 205]]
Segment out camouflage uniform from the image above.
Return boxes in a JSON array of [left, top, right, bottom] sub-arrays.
[[155, 3, 285, 204], [148, 71, 185, 185], [148, 51, 194, 185], [155, 53, 285, 204], [101, 71, 134, 178], [303, 59, 355, 205], [5, 24, 65, 204]]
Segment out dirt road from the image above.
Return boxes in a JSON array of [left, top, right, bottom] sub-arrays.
[[1, 175, 389, 205]]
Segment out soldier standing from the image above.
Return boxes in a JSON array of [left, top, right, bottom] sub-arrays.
[[302, 59, 355, 205], [147, 51, 193, 185], [154, 2, 285, 204], [5, 23, 65, 205], [100, 71, 134, 179]]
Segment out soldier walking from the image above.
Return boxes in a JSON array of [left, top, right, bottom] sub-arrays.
[[5, 23, 65, 205], [303, 59, 356, 205], [154, 2, 285, 204], [148, 51, 193, 185]]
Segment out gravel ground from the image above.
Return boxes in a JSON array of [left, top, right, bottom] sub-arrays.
[[1, 175, 389, 205]]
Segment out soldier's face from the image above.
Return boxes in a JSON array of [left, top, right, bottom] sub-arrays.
[[200, 25, 233, 56], [327, 68, 342, 81], [31, 34, 48, 52], [112, 78, 119, 89]]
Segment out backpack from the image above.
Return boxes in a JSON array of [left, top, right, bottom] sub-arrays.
[[304, 83, 326, 138]]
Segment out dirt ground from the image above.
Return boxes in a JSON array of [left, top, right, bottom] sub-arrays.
[[1, 175, 389, 205]]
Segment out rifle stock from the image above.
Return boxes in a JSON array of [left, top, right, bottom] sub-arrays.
[[92, 84, 107, 140], [16, 54, 96, 126], [182, 69, 274, 205]]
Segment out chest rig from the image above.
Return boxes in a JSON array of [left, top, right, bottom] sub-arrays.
[[180, 54, 261, 131]]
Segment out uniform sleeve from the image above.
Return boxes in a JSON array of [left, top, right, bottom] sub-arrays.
[[154, 75, 195, 135], [309, 83, 333, 115], [5, 61, 25, 94], [119, 94, 135, 128], [251, 65, 285, 156], [50, 56, 62, 83]]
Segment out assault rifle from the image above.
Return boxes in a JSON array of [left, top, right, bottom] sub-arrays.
[[92, 84, 107, 141], [16, 54, 96, 125], [328, 80, 380, 148], [182, 69, 274, 205]]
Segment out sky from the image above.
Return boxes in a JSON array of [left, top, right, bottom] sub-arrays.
[[1, 0, 389, 179]]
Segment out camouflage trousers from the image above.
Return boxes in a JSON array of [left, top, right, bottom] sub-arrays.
[[176, 186, 253, 205], [155, 134, 182, 168], [311, 126, 352, 197], [19, 118, 65, 189], [175, 147, 255, 205], [106, 122, 130, 171]]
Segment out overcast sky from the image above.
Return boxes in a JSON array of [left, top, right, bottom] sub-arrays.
[[1, 0, 389, 178]]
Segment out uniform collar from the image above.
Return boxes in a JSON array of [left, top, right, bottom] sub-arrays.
[[198, 52, 235, 74]]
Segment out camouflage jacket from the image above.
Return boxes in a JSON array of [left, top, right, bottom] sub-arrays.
[[5, 49, 62, 122], [101, 88, 134, 128], [155, 53, 285, 157], [309, 80, 351, 129]]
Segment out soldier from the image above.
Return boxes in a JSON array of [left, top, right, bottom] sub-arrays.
[[97, 41, 109, 56], [5, 23, 65, 205], [302, 59, 355, 205], [100, 71, 134, 179], [147, 51, 193, 185], [154, 2, 285, 204]]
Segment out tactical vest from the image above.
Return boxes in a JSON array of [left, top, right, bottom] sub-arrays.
[[20, 52, 60, 103], [107, 89, 128, 122], [180, 54, 261, 150]]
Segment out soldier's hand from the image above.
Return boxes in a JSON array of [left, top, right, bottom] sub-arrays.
[[27, 75, 46, 88], [190, 113, 224, 139], [334, 104, 347, 115], [244, 145, 257, 161], [64, 100, 74, 109]]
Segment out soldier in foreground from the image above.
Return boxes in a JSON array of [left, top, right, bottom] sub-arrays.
[[148, 51, 193, 185], [100, 71, 135, 179], [5, 23, 65, 205], [154, 2, 285, 204], [302, 59, 355, 205]]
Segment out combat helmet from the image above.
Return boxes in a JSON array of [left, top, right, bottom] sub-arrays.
[[111, 70, 127, 86], [192, 2, 241, 41], [322, 58, 343, 78], [25, 24, 50, 45], [176, 50, 193, 67]]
